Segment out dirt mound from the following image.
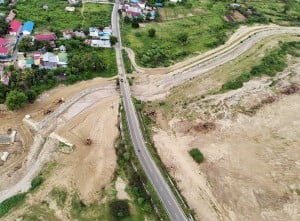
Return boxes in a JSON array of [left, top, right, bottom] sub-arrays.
[[192, 122, 216, 133], [279, 82, 299, 95]]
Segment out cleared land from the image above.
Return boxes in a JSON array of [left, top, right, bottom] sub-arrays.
[[136, 31, 300, 220]]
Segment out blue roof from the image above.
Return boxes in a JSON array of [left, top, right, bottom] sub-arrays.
[[131, 0, 138, 2], [21, 21, 34, 33], [155, 3, 163, 7]]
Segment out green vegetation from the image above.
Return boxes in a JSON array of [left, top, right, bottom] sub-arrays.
[[30, 176, 44, 191], [132, 98, 195, 219], [21, 205, 60, 221], [118, 106, 169, 220], [189, 148, 204, 164], [16, 1, 112, 32], [122, 2, 236, 67], [50, 187, 67, 208], [122, 49, 134, 73], [0, 17, 9, 35], [123, 0, 300, 68], [220, 41, 300, 92], [0, 193, 26, 218], [148, 28, 156, 38], [109, 200, 130, 220], [0, 39, 117, 110], [82, 3, 113, 29], [5, 90, 28, 110]]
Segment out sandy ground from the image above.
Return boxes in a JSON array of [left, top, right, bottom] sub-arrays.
[[55, 95, 119, 203], [0, 77, 120, 204], [153, 92, 300, 221], [115, 177, 130, 200]]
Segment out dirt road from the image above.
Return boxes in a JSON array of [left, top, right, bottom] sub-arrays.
[[131, 26, 300, 100]]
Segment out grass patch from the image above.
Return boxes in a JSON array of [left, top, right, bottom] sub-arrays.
[[122, 2, 237, 67], [50, 187, 68, 208], [21, 204, 60, 221], [122, 49, 134, 74], [0, 193, 26, 218], [16, 1, 112, 32], [189, 148, 204, 164], [220, 41, 300, 92]]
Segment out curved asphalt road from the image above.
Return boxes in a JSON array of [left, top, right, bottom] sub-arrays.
[[112, 2, 188, 221]]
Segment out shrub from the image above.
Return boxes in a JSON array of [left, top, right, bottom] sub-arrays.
[[148, 28, 156, 37], [30, 176, 44, 191], [0, 193, 26, 218], [109, 200, 130, 220], [189, 148, 204, 164]]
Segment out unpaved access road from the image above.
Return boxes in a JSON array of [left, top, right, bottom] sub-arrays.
[[132, 26, 300, 101]]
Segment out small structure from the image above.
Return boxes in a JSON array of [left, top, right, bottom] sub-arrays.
[[63, 30, 74, 39], [74, 31, 86, 38], [35, 33, 57, 41], [9, 20, 22, 36], [1, 152, 9, 161], [26, 57, 34, 68], [68, 0, 79, 5], [85, 138, 92, 145], [65, 6, 75, 12], [5, 10, 16, 22], [33, 52, 41, 65], [21, 21, 34, 36], [0, 135, 10, 145], [59, 45, 66, 52], [43, 5, 49, 10], [89, 27, 99, 38], [91, 39, 110, 48]]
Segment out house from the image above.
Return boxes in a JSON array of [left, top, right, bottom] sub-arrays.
[[63, 30, 74, 39], [21, 21, 34, 36], [65, 7, 75, 12], [57, 52, 68, 67], [33, 52, 41, 65], [91, 39, 111, 48], [89, 27, 99, 38], [9, 20, 22, 36], [41, 52, 58, 69], [5, 10, 16, 22], [35, 33, 57, 41], [74, 31, 86, 38], [0, 47, 8, 56], [0, 38, 8, 47]]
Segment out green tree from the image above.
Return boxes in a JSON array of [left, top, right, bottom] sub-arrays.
[[109, 35, 118, 46], [109, 200, 130, 220], [0, 17, 9, 35], [177, 32, 188, 45], [131, 20, 139, 28], [5, 91, 28, 110], [148, 28, 156, 37], [123, 15, 131, 23]]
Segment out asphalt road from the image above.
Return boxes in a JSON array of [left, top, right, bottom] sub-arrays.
[[111, 2, 189, 221]]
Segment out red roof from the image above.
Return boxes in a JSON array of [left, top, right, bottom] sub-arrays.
[[0, 47, 8, 54], [35, 33, 57, 41], [0, 38, 8, 46], [9, 20, 22, 33]]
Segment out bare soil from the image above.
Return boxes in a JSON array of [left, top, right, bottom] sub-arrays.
[[151, 65, 300, 220]]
